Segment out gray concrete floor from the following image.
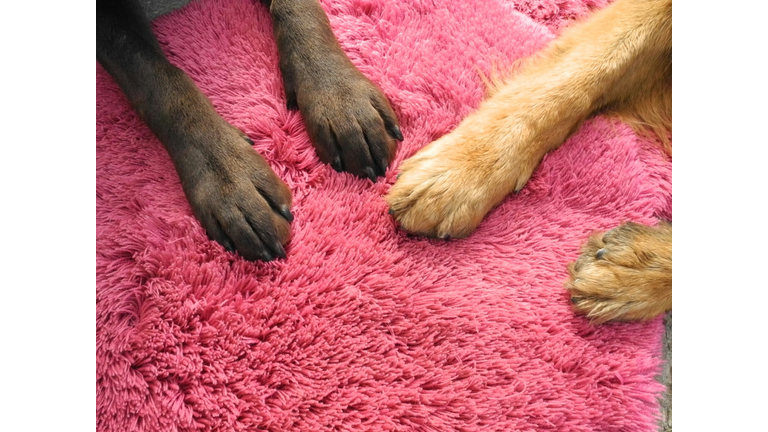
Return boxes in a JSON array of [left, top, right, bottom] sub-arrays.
[[660, 312, 672, 431]]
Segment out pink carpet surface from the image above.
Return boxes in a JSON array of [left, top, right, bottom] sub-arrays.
[[96, 0, 671, 430]]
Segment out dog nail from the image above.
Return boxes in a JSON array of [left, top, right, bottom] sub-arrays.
[[571, 297, 581, 304], [262, 250, 274, 262], [441, 234, 451, 240], [331, 157, 342, 172], [380, 158, 389, 175], [392, 125, 404, 141], [596, 248, 607, 259], [279, 205, 294, 222], [396, 173, 401, 180], [388, 208, 395, 216], [365, 167, 377, 182], [273, 242, 287, 260], [244, 137, 254, 146]]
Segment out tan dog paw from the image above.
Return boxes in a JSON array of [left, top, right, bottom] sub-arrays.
[[566, 222, 672, 324], [385, 123, 541, 238]]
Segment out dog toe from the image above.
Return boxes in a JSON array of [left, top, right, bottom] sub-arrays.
[[565, 222, 672, 323]]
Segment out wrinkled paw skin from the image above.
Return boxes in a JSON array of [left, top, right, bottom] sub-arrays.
[[177, 124, 294, 262], [289, 63, 403, 182], [385, 125, 541, 239], [566, 221, 672, 324]]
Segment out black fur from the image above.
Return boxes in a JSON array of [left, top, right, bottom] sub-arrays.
[[97, 0, 402, 261]]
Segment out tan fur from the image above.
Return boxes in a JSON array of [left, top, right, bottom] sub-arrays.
[[566, 222, 671, 324], [386, 0, 672, 322], [386, 0, 671, 238]]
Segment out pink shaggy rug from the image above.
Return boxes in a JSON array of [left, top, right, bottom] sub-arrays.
[[96, 0, 671, 430]]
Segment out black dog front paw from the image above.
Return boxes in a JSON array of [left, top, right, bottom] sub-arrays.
[[268, 0, 402, 181], [178, 127, 293, 262], [293, 63, 402, 181]]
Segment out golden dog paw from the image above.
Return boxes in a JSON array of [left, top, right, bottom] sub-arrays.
[[566, 222, 672, 324], [385, 122, 542, 238]]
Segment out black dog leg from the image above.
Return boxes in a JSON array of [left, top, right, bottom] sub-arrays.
[[264, 0, 404, 182], [97, 0, 293, 261]]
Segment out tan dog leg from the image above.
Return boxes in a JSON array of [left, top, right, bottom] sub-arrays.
[[566, 222, 671, 323], [386, 0, 671, 238]]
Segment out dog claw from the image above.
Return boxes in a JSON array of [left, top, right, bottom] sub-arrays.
[[278, 205, 294, 223], [365, 167, 377, 182], [261, 250, 274, 262], [596, 248, 607, 259], [272, 242, 287, 260], [331, 157, 343, 172], [221, 239, 235, 253], [391, 125, 404, 141]]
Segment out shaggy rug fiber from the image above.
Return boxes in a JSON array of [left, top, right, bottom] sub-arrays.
[[96, 0, 671, 430]]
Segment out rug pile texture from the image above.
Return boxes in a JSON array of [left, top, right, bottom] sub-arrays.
[[96, 0, 671, 430]]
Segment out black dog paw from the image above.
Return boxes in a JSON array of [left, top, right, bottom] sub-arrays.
[[177, 126, 293, 261], [289, 61, 402, 181]]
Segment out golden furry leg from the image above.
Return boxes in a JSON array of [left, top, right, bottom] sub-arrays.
[[566, 222, 671, 324], [386, 0, 671, 238]]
